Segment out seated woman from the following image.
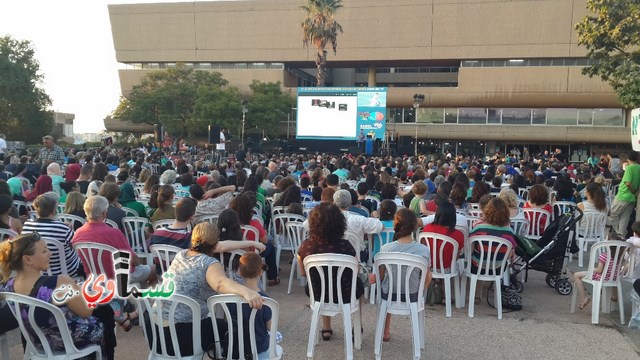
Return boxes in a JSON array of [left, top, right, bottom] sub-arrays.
[[523, 184, 553, 233], [577, 183, 608, 233], [154, 222, 264, 356], [118, 182, 148, 218], [0, 232, 116, 359], [469, 197, 516, 271], [499, 188, 525, 220], [0, 194, 22, 234], [297, 202, 364, 341], [378, 208, 431, 342], [422, 201, 464, 270]]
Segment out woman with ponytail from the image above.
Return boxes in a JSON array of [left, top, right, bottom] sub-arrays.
[[150, 185, 175, 223]]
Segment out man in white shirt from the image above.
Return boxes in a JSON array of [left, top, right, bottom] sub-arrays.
[[0, 134, 6, 161], [334, 189, 382, 253], [215, 129, 226, 165]]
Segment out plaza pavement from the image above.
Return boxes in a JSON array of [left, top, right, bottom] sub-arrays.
[[5, 252, 640, 359]]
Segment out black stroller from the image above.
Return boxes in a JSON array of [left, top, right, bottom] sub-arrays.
[[511, 207, 583, 295]]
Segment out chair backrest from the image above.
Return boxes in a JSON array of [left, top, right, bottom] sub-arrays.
[[466, 235, 513, 278], [57, 203, 65, 214], [138, 294, 203, 359], [193, 215, 219, 225], [517, 188, 529, 201], [150, 244, 182, 274], [28, 210, 37, 221], [104, 218, 119, 229], [272, 213, 305, 244], [13, 200, 27, 216], [56, 213, 87, 230], [344, 229, 362, 257], [301, 193, 313, 202], [417, 231, 458, 274], [466, 216, 480, 234], [373, 252, 429, 308], [365, 196, 379, 210], [0, 228, 18, 241], [122, 216, 151, 256], [73, 242, 119, 276], [584, 241, 630, 283], [121, 206, 139, 217], [285, 222, 307, 256], [302, 253, 359, 309], [42, 237, 69, 276], [152, 219, 193, 232], [523, 208, 551, 239], [220, 249, 246, 277], [467, 209, 482, 218], [509, 219, 530, 238], [1, 292, 98, 359], [207, 294, 280, 360], [552, 201, 577, 221], [468, 203, 481, 210], [369, 228, 395, 259], [577, 210, 607, 242], [241, 224, 260, 242]]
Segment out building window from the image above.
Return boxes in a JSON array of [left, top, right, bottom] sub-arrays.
[[422, 108, 444, 123], [547, 108, 578, 125], [593, 109, 624, 126], [532, 109, 546, 125], [578, 109, 593, 125], [444, 108, 458, 124], [458, 108, 487, 124], [488, 108, 501, 124], [501, 108, 531, 125]]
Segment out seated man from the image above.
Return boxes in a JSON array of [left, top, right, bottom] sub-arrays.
[[72, 195, 157, 285], [333, 189, 382, 253], [150, 198, 194, 249]]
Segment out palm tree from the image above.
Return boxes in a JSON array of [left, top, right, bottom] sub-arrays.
[[301, 0, 343, 87]]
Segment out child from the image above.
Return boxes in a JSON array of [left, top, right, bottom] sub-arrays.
[[371, 200, 397, 259], [235, 252, 282, 359], [626, 222, 640, 297], [574, 242, 623, 310], [377, 208, 432, 342]]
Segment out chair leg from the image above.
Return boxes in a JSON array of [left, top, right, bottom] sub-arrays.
[[618, 284, 625, 325], [495, 279, 503, 320], [444, 276, 452, 317], [342, 306, 354, 360], [275, 244, 282, 270], [592, 284, 602, 324], [418, 309, 426, 350], [287, 258, 296, 295], [468, 276, 477, 318], [354, 306, 362, 350], [454, 275, 462, 309], [409, 304, 421, 360], [374, 301, 388, 360], [570, 282, 578, 313], [578, 244, 584, 268], [307, 308, 320, 359], [601, 287, 609, 314], [460, 275, 467, 309]]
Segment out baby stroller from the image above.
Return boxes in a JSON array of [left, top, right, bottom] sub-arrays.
[[511, 207, 583, 295]]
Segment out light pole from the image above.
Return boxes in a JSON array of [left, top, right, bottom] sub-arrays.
[[413, 93, 425, 156], [241, 100, 248, 145]]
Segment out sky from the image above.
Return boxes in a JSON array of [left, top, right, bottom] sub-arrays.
[[1, 0, 206, 134]]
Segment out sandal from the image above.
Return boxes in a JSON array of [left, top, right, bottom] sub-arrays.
[[118, 311, 138, 332], [268, 278, 281, 286], [579, 297, 591, 310], [383, 333, 391, 342], [321, 329, 333, 341]]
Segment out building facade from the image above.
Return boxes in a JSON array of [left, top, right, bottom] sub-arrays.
[[107, 0, 630, 158]]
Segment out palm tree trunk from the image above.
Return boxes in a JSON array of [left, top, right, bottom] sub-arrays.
[[315, 50, 328, 87]]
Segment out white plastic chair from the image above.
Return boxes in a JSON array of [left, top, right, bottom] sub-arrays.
[[57, 203, 65, 214], [523, 208, 551, 241], [418, 232, 462, 317], [73, 242, 119, 276], [467, 209, 482, 218], [0, 228, 18, 241], [123, 216, 153, 265], [121, 206, 139, 217], [365, 195, 379, 210], [367, 228, 395, 267], [460, 235, 513, 319], [104, 218, 119, 229], [152, 219, 192, 232], [1, 292, 102, 360], [517, 188, 529, 201], [344, 230, 363, 262], [301, 193, 313, 202], [286, 221, 308, 294], [570, 241, 630, 324], [303, 253, 362, 360], [193, 215, 219, 225], [56, 213, 87, 229], [42, 237, 70, 276], [137, 294, 204, 360], [272, 213, 305, 267], [552, 201, 577, 221], [13, 199, 27, 216], [574, 211, 607, 267], [372, 253, 428, 360], [150, 244, 181, 274], [510, 218, 530, 238], [207, 294, 283, 360], [241, 224, 260, 242]]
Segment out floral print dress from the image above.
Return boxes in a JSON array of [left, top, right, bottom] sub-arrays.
[[3, 276, 104, 352]]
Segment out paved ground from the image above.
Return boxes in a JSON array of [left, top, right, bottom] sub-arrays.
[[5, 252, 640, 359]]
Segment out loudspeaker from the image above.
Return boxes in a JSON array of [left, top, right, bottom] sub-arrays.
[[208, 125, 221, 144], [153, 124, 163, 143]]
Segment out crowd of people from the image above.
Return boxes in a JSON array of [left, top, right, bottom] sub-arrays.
[[0, 133, 639, 358]]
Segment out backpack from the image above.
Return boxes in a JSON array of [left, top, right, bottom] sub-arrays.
[[425, 281, 444, 306]]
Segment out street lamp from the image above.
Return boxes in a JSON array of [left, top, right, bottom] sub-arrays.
[[413, 93, 425, 156], [241, 100, 248, 145]]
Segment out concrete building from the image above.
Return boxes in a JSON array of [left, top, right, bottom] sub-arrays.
[[53, 112, 75, 143], [107, 0, 630, 158]]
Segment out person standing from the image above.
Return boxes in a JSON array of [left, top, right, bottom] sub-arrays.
[[609, 151, 640, 237], [216, 128, 226, 165], [357, 129, 365, 153], [37, 135, 65, 166]]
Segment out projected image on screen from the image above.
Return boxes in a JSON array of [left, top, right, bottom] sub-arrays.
[[296, 87, 387, 140]]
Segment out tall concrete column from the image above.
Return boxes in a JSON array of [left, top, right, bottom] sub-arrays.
[[368, 64, 376, 87]]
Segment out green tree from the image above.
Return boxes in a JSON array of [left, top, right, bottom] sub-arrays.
[[0, 35, 53, 143], [576, 0, 640, 108], [113, 64, 232, 137], [192, 86, 243, 135], [246, 81, 295, 138], [302, 0, 343, 87]]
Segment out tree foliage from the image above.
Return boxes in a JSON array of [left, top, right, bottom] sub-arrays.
[[246, 81, 295, 138], [576, 0, 640, 108], [302, 0, 343, 86], [0, 35, 53, 143], [113, 65, 233, 138]]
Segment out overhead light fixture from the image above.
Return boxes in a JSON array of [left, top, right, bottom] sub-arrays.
[[509, 59, 524, 62]]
